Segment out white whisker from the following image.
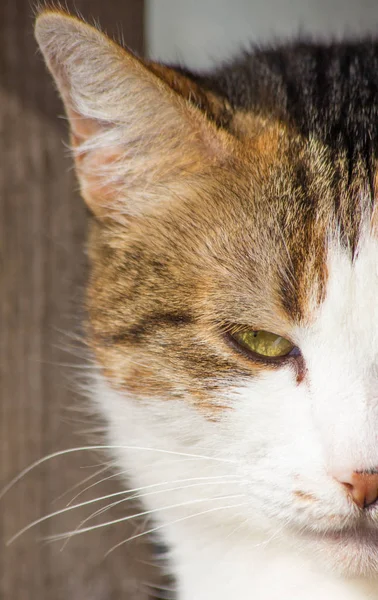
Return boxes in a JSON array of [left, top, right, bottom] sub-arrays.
[[7, 478, 243, 546], [0, 445, 236, 500], [65, 464, 121, 506], [53, 464, 112, 505], [224, 516, 249, 542], [141, 580, 176, 600], [43, 494, 245, 543], [253, 522, 287, 549], [105, 502, 248, 556], [67, 471, 236, 506], [61, 478, 245, 547]]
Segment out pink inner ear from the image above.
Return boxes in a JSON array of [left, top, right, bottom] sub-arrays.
[[75, 143, 126, 218], [35, 11, 235, 221], [69, 108, 104, 146], [68, 106, 127, 218]]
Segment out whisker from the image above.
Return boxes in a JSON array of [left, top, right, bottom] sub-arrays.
[[7, 491, 126, 546], [43, 494, 245, 542], [141, 580, 176, 600], [67, 471, 235, 506], [253, 522, 287, 549], [34, 362, 99, 370], [65, 463, 120, 506], [53, 464, 112, 505], [7, 478, 243, 546], [105, 501, 248, 556], [61, 478, 244, 546], [0, 445, 236, 500], [224, 516, 249, 542]]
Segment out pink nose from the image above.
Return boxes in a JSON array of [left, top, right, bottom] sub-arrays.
[[335, 471, 378, 508]]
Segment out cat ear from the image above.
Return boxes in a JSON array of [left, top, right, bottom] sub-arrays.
[[35, 11, 232, 218]]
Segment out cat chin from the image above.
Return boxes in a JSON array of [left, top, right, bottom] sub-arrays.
[[298, 528, 378, 578]]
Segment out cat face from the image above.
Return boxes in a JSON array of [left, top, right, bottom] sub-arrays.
[[35, 10, 378, 577], [86, 154, 378, 576]]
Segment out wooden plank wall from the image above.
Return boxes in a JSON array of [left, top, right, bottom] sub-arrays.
[[0, 2, 165, 598]]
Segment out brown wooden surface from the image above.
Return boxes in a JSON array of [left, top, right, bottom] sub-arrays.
[[0, 2, 165, 599]]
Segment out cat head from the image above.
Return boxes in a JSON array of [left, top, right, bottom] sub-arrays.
[[36, 10, 378, 576]]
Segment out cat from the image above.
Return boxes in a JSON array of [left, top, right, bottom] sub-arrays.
[[35, 7, 378, 600]]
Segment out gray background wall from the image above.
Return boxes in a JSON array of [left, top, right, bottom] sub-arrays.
[[147, 0, 378, 69]]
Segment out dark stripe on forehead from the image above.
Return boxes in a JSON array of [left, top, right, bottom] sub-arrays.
[[278, 138, 377, 322], [278, 234, 329, 323], [332, 151, 373, 256], [105, 312, 194, 345]]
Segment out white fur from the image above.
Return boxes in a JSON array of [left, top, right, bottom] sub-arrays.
[[93, 234, 378, 599]]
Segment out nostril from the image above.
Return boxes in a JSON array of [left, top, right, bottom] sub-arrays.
[[335, 471, 378, 509]]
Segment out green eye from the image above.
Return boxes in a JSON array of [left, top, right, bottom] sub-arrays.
[[230, 329, 295, 359]]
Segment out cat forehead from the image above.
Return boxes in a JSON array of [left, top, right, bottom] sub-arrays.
[[299, 232, 378, 365], [213, 124, 375, 325], [87, 140, 374, 331], [324, 234, 378, 319]]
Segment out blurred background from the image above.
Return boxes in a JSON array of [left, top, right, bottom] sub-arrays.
[[2, 1, 378, 599], [148, 0, 378, 68]]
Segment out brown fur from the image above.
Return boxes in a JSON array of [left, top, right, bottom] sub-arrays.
[[35, 10, 377, 414]]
